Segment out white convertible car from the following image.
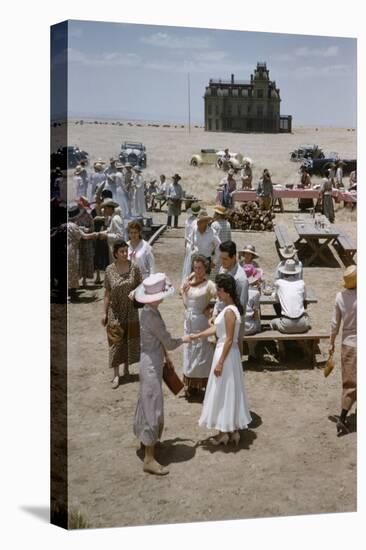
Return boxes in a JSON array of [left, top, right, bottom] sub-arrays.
[[190, 148, 244, 170]]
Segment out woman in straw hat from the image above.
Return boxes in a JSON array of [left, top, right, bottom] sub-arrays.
[[89, 160, 106, 201], [329, 265, 357, 435], [103, 241, 142, 388], [132, 165, 146, 217], [74, 165, 87, 199], [190, 210, 221, 277], [240, 244, 260, 270], [211, 205, 232, 244], [133, 273, 190, 475]]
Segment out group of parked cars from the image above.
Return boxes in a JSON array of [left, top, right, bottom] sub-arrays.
[[290, 144, 357, 176]]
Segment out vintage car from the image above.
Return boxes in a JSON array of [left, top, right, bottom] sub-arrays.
[[50, 146, 89, 170], [290, 144, 325, 162], [302, 155, 356, 177], [190, 149, 243, 170], [119, 141, 147, 167]]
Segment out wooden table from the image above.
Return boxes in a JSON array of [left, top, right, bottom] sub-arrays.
[[294, 219, 340, 266]]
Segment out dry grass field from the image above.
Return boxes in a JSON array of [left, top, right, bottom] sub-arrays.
[[62, 121, 356, 529]]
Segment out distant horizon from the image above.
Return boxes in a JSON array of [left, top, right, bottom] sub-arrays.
[[54, 113, 356, 130]]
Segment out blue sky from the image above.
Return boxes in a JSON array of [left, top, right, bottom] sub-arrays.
[[52, 20, 357, 127]]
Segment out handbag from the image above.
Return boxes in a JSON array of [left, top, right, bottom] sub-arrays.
[[106, 324, 124, 346], [163, 362, 184, 395], [324, 352, 334, 377]]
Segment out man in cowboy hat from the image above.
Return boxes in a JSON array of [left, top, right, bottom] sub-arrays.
[[166, 173, 183, 228], [190, 209, 221, 273], [271, 259, 311, 334], [146, 178, 159, 211], [256, 168, 274, 211], [211, 205, 232, 244], [329, 265, 357, 435], [98, 198, 125, 261], [219, 169, 237, 209], [275, 245, 303, 281]]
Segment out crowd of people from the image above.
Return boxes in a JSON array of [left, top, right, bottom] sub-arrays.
[[52, 150, 357, 476]]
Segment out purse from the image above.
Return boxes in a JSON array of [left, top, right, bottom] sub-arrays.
[[324, 352, 334, 377], [163, 362, 184, 395], [106, 324, 124, 346]]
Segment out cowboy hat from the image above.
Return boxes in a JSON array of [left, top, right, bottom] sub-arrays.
[[93, 161, 105, 171], [134, 273, 175, 304], [279, 244, 297, 259], [100, 198, 119, 209], [186, 202, 201, 216], [196, 209, 212, 222], [343, 265, 356, 289], [68, 204, 82, 219], [278, 259, 301, 275], [172, 173, 181, 181], [213, 205, 227, 216], [242, 244, 259, 258]]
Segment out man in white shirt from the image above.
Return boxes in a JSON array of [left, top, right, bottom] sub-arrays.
[[271, 260, 311, 333], [98, 198, 125, 261], [213, 240, 249, 354], [191, 210, 221, 270]]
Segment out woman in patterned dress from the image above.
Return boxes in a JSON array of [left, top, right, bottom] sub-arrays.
[[102, 241, 142, 389]]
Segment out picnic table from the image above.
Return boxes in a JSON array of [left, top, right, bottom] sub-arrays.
[[259, 286, 317, 306], [294, 217, 340, 267]]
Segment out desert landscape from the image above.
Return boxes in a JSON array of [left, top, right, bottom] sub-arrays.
[[61, 121, 356, 528]]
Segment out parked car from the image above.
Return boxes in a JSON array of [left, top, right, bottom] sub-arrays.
[[302, 155, 356, 177], [51, 146, 89, 170], [290, 144, 325, 162], [190, 149, 243, 170], [119, 141, 147, 167]]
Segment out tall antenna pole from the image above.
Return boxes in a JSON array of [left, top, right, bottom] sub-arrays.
[[188, 72, 191, 133]]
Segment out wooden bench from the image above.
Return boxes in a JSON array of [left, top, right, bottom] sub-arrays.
[[274, 224, 295, 256], [243, 330, 330, 368], [334, 231, 357, 265]]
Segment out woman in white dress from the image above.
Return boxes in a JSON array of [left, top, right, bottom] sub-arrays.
[[127, 220, 155, 280], [132, 166, 146, 217], [189, 273, 252, 446], [181, 255, 216, 395]]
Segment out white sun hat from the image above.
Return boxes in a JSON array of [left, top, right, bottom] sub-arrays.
[[278, 259, 302, 275], [134, 273, 175, 303]]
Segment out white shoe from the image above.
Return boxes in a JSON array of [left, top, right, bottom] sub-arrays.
[[111, 376, 119, 389]]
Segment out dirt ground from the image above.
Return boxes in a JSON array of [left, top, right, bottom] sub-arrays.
[[64, 123, 356, 529]]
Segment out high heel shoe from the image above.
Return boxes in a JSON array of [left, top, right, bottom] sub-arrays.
[[209, 433, 230, 446], [230, 431, 240, 446]]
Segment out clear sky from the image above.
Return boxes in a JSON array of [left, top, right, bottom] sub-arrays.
[[52, 19, 357, 127]]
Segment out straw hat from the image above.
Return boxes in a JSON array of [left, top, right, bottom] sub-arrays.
[[213, 205, 227, 216], [134, 166, 143, 173], [115, 162, 124, 169], [186, 202, 201, 216], [109, 157, 117, 164], [74, 165, 83, 175], [196, 209, 212, 223], [94, 161, 105, 171], [101, 198, 119, 209], [124, 162, 132, 168], [278, 259, 301, 275], [134, 273, 175, 304], [279, 244, 297, 259], [343, 265, 356, 289], [149, 178, 157, 184], [242, 244, 259, 258]]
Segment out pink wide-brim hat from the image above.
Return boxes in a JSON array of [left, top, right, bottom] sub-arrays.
[[243, 264, 263, 284], [134, 273, 175, 303]]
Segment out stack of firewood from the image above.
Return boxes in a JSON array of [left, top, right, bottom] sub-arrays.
[[227, 202, 276, 231]]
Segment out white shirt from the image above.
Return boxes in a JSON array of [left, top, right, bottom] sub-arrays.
[[191, 226, 221, 263], [330, 288, 357, 347], [185, 216, 197, 245], [89, 172, 106, 200], [106, 212, 125, 245], [211, 219, 232, 243], [336, 166, 343, 185], [128, 239, 155, 280], [274, 279, 306, 319]]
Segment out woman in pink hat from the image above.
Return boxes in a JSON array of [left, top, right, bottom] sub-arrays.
[[133, 273, 190, 475]]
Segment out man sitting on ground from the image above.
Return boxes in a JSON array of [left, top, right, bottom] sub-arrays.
[[271, 259, 311, 334]]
